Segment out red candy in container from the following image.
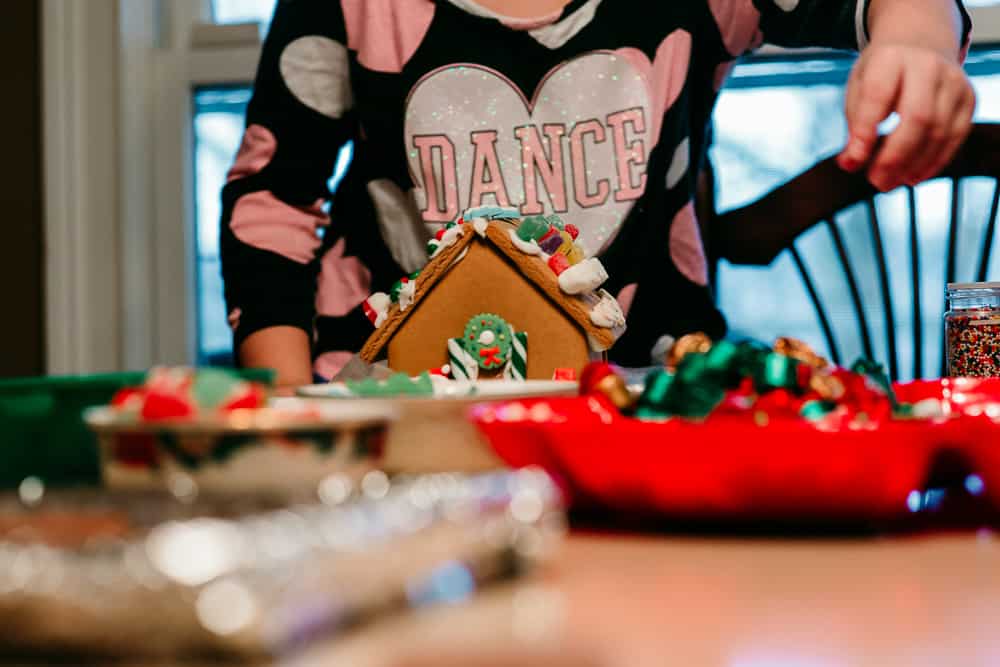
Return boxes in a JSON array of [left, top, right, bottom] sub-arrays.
[[473, 359, 1000, 524]]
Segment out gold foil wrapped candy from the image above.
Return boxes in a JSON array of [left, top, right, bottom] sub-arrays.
[[594, 372, 636, 412], [808, 371, 846, 401], [665, 332, 713, 370], [773, 337, 829, 369]]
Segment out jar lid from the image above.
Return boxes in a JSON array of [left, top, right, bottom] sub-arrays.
[[947, 281, 1000, 291]]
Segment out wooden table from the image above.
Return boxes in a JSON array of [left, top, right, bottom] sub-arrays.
[[287, 530, 1000, 667], [15, 531, 999, 667]]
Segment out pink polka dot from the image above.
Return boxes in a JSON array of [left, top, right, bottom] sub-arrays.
[[615, 30, 692, 140], [226, 125, 277, 183], [670, 201, 708, 286], [707, 0, 762, 56], [316, 238, 373, 317], [341, 0, 435, 73], [230, 193, 328, 264], [616, 283, 638, 317]]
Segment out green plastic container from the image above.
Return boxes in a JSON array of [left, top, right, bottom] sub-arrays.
[[0, 369, 275, 489]]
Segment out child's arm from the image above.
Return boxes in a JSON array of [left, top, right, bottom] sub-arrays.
[[221, 0, 355, 388], [839, 0, 974, 191], [240, 327, 315, 389], [743, 0, 972, 191]]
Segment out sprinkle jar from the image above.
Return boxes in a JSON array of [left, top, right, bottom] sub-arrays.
[[945, 282, 1000, 377]]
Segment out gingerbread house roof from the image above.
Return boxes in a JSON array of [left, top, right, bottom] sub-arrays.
[[360, 216, 626, 363]]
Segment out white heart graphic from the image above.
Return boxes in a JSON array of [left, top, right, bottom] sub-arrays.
[[405, 52, 655, 256]]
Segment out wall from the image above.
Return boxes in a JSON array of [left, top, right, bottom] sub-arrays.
[[0, 0, 44, 377]]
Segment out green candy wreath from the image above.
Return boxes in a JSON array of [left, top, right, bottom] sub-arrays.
[[462, 313, 513, 370]]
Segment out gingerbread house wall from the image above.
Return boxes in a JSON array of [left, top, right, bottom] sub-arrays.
[[386, 242, 592, 379]]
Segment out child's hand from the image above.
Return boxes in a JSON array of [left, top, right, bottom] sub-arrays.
[[838, 43, 974, 192]]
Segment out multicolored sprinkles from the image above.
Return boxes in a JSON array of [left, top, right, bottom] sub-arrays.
[[946, 312, 1000, 377]]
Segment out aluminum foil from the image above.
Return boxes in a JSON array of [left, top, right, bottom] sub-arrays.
[[0, 470, 564, 660]]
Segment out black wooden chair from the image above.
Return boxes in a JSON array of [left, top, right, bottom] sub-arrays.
[[707, 123, 1000, 382]]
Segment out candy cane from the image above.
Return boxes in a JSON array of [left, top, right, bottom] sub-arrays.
[[448, 338, 479, 381]]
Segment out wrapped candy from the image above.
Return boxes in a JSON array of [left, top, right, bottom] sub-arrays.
[[579, 362, 635, 411], [634, 369, 675, 420], [583, 336, 903, 429], [808, 370, 846, 401], [774, 337, 829, 369], [665, 332, 713, 370]]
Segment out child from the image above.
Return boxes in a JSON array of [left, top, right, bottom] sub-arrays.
[[222, 0, 973, 387]]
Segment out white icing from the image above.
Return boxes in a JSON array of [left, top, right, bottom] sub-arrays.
[[366, 292, 391, 328], [589, 289, 626, 329], [449, 247, 469, 267], [479, 330, 496, 345], [471, 217, 489, 237], [397, 280, 417, 312], [508, 229, 542, 256], [430, 224, 465, 258], [586, 332, 608, 353], [557, 258, 608, 295]]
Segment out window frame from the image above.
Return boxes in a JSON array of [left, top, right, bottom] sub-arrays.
[[40, 0, 1000, 373]]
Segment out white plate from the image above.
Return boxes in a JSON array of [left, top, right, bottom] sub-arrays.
[[297, 379, 577, 402], [85, 398, 398, 434]]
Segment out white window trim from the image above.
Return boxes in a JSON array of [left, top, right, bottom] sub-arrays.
[[41, 1, 1000, 374], [42, 0, 122, 375], [972, 5, 1000, 42]]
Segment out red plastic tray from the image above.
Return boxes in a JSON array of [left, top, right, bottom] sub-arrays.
[[471, 378, 1000, 521]]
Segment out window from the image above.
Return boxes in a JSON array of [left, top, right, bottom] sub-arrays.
[[713, 46, 1000, 380], [211, 0, 277, 26], [193, 87, 254, 365]]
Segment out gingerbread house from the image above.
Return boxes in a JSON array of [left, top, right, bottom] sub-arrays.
[[359, 207, 626, 381]]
